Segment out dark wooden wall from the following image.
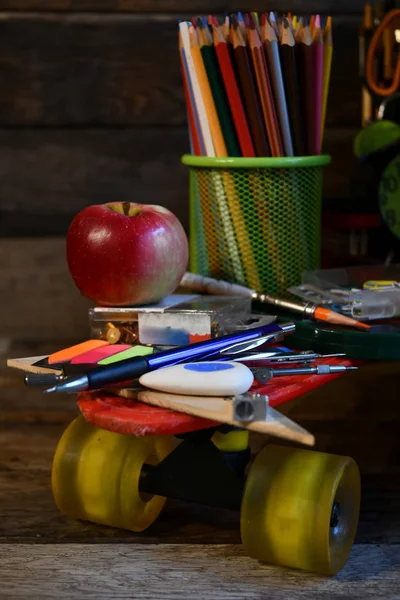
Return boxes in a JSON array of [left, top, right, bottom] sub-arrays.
[[0, 1, 363, 343]]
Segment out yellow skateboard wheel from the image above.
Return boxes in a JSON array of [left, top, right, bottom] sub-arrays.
[[52, 415, 176, 532], [241, 444, 361, 575]]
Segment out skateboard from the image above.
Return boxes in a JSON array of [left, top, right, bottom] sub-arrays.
[[51, 359, 361, 577]]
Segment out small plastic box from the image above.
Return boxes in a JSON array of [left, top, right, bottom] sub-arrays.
[[300, 264, 400, 319], [89, 294, 253, 346]]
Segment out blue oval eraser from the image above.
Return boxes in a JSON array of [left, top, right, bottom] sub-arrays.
[[139, 361, 254, 396]]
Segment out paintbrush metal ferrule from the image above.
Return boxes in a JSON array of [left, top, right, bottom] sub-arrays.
[[255, 292, 317, 317]]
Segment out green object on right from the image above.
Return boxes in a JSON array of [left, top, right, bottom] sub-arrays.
[[182, 154, 331, 297], [279, 315, 400, 360], [354, 120, 400, 158]]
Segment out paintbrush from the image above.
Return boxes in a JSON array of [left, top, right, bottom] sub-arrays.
[[179, 272, 371, 330]]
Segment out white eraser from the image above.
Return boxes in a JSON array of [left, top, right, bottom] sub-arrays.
[[139, 361, 254, 396]]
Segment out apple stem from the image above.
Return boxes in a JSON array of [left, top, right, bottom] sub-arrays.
[[122, 202, 131, 216]]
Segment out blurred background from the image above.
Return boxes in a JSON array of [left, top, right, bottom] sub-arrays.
[[0, 1, 374, 345]]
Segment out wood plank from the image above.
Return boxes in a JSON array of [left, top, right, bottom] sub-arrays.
[[0, 128, 190, 237], [0, 1, 367, 14], [0, 13, 360, 128], [0, 238, 92, 342], [0, 127, 355, 238], [321, 128, 358, 199], [0, 544, 399, 599]]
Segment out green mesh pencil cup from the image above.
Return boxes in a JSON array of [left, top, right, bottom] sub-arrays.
[[182, 154, 331, 296]]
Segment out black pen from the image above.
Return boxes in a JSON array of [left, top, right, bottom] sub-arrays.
[[43, 321, 295, 394]]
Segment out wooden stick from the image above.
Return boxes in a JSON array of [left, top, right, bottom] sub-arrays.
[[134, 389, 315, 446], [7, 355, 62, 375]]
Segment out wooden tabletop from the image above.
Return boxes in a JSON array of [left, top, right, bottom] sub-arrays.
[[1, 341, 400, 599]]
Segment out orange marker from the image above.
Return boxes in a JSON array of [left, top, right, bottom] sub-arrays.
[[48, 339, 109, 364]]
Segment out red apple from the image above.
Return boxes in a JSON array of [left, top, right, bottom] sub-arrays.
[[66, 202, 189, 306]]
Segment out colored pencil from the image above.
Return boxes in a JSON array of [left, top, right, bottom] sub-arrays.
[[250, 11, 261, 35], [269, 11, 279, 36], [312, 15, 324, 154], [248, 25, 283, 157], [310, 14, 316, 37], [321, 16, 333, 149], [180, 22, 244, 280], [179, 32, 203, 155], [231, 24, 271, 156], [178, 12, 335, 296], [279, 19, 305, 156], [262, 16, 294, 156], [198, 23, 241, 156], [213, 24, 255, 157], [295, 17, 314, 154], [222, 14, 230, 40], [190, 25, 227, 157], [179, 14, 334, 156], [180, 25, 219, 271], [237, 11, 245, 34], [200, 22, 261, 286]]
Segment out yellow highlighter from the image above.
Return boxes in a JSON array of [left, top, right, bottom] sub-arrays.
[[363, 280, 400, 290]]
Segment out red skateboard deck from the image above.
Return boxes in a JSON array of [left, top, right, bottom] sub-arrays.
[[78, 393, 219, 436], [78, 357, 355, 436]]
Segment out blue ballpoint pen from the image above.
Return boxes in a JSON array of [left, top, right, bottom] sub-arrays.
[[43, 321, 295, 394]]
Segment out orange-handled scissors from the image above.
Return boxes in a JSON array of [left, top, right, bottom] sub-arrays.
[[366, 9, 400, 97]]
